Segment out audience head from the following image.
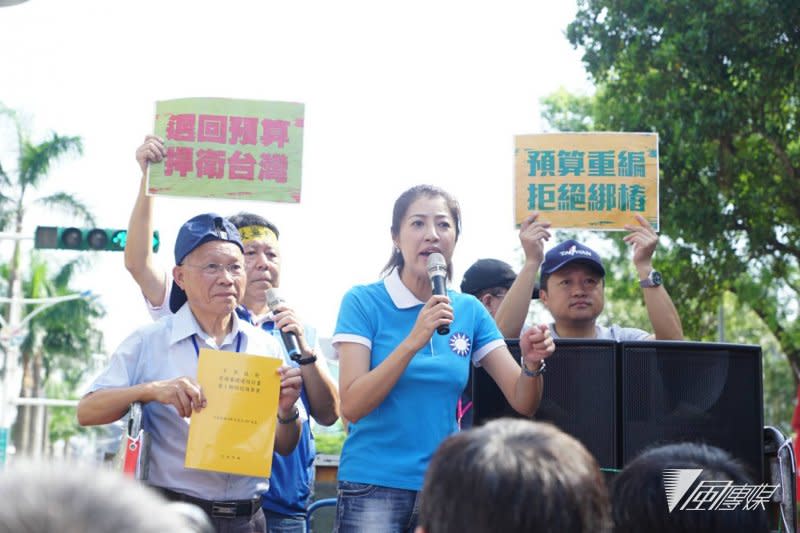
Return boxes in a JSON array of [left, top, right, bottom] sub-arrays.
[[461, 258, 539, 316], [170, 213, 244, 313], [227, 211, 282, 291], [611, 442, 769, 533], [417, 418, 611, 533], [0, 460, 198, 532], [383, 185, 462, 279]]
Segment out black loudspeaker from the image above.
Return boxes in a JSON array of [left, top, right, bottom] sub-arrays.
[[471, 338, 619, 469], [533, 339, 618, 469], [620, 341, 764, 480], [471, 340, 526, 425]]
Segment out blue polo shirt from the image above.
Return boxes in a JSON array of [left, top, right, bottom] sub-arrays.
[[332, 268, 504, 491]]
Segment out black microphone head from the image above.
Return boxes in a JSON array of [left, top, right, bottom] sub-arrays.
[[427, 252, 447, 279], [265, 288, 284, 311]]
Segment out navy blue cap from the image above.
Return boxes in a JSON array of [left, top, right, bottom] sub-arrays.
[[461, 258, 539, 299], [170, 213, 244, 313], [540, 239, 605, 278]]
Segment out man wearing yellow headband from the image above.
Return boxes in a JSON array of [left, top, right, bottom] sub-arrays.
[[127, 134, 340, 533]]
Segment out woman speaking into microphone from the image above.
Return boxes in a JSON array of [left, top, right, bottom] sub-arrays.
[[332, 185, 555, 532]]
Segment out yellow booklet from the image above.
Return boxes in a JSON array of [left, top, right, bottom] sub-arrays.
[[185, 349, 282, 477]]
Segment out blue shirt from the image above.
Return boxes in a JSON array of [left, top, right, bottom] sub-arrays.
[[332, 268, 504, 491], [88, 303, 295, 500], [237, 307, 319, 517]]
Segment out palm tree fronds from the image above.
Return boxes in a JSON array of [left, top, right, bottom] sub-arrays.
[[0, 103, 24, 164], [52, 256, 89, 288], [35, 192, 96, 226], [0, 192, 13, 232], [0, 103, 21, 137], [0, 102, 18, 121], [27, 260, 50, 300], [19, 133, 83, 188], [0, 161, 10, 187]]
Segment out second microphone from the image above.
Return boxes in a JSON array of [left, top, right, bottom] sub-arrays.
[[266, 288, 303, 360]]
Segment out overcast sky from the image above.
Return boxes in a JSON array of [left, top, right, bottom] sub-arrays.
[[1, 0, 592, 355]]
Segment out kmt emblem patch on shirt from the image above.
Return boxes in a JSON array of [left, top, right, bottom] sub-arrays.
[[449, 332, 471, 357]]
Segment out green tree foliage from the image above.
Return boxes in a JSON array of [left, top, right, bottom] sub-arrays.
[[314, 430, 346, 456], [0, 103, 91, 320], [540, 87, 596, 132], [562, 1, 800, 381], [45, 380, 84, 453], [20, 255, 104, 383], [0, 104, 98, 454], [9, 255, 104, 455]]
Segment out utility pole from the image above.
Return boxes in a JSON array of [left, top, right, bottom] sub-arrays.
[[0, 275, 22, 466], [0, 232, 28, 466]]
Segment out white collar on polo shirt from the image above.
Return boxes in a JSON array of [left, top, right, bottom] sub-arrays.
[[383, 267, 425, 309]]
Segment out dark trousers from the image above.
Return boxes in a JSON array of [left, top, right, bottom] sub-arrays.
[[210, 509, 267, 533]]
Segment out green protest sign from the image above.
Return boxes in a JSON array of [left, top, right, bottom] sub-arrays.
[[147, 98, 304, 202]]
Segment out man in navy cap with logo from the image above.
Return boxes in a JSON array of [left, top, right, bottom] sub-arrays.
[[538, 214, 683, 341], [78, 213, 305, 533], [457, 214, 681, 429], [464, 213, 683, 342]]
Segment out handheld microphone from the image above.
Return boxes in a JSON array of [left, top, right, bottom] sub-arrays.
[[265, 288, 301, 360], [427, 252, 450, 335]]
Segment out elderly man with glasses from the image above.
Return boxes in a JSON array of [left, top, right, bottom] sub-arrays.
[[78, 213, 304, 533]]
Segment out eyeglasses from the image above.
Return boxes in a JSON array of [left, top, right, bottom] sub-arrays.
[[182, 263, 245, 277]]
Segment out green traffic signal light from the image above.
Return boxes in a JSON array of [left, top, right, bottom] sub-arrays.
[[111, 229, 127, 250], [34, 226, 159, 252]]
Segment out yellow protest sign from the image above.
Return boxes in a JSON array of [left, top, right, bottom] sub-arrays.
[[514, 132, 659, 230]]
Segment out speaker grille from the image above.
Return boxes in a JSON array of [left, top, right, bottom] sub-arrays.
[[534, 339, 618, 469], [620, 341, 764, 480], [472, 338, 618, 469]]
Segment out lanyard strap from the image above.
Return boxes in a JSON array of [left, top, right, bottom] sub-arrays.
[[456, 397, 473, 430], [190, 331, 242, 357]]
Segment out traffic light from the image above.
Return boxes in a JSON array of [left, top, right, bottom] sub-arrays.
[[34, 226, 160, 252]]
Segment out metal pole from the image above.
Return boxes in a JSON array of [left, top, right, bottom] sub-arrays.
[[12, 398, 79, 407], [0, 233, 32, 241], [0, 275, 23, 467]]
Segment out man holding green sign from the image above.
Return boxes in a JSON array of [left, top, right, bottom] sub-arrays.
[[129, 128, 339, 533]]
